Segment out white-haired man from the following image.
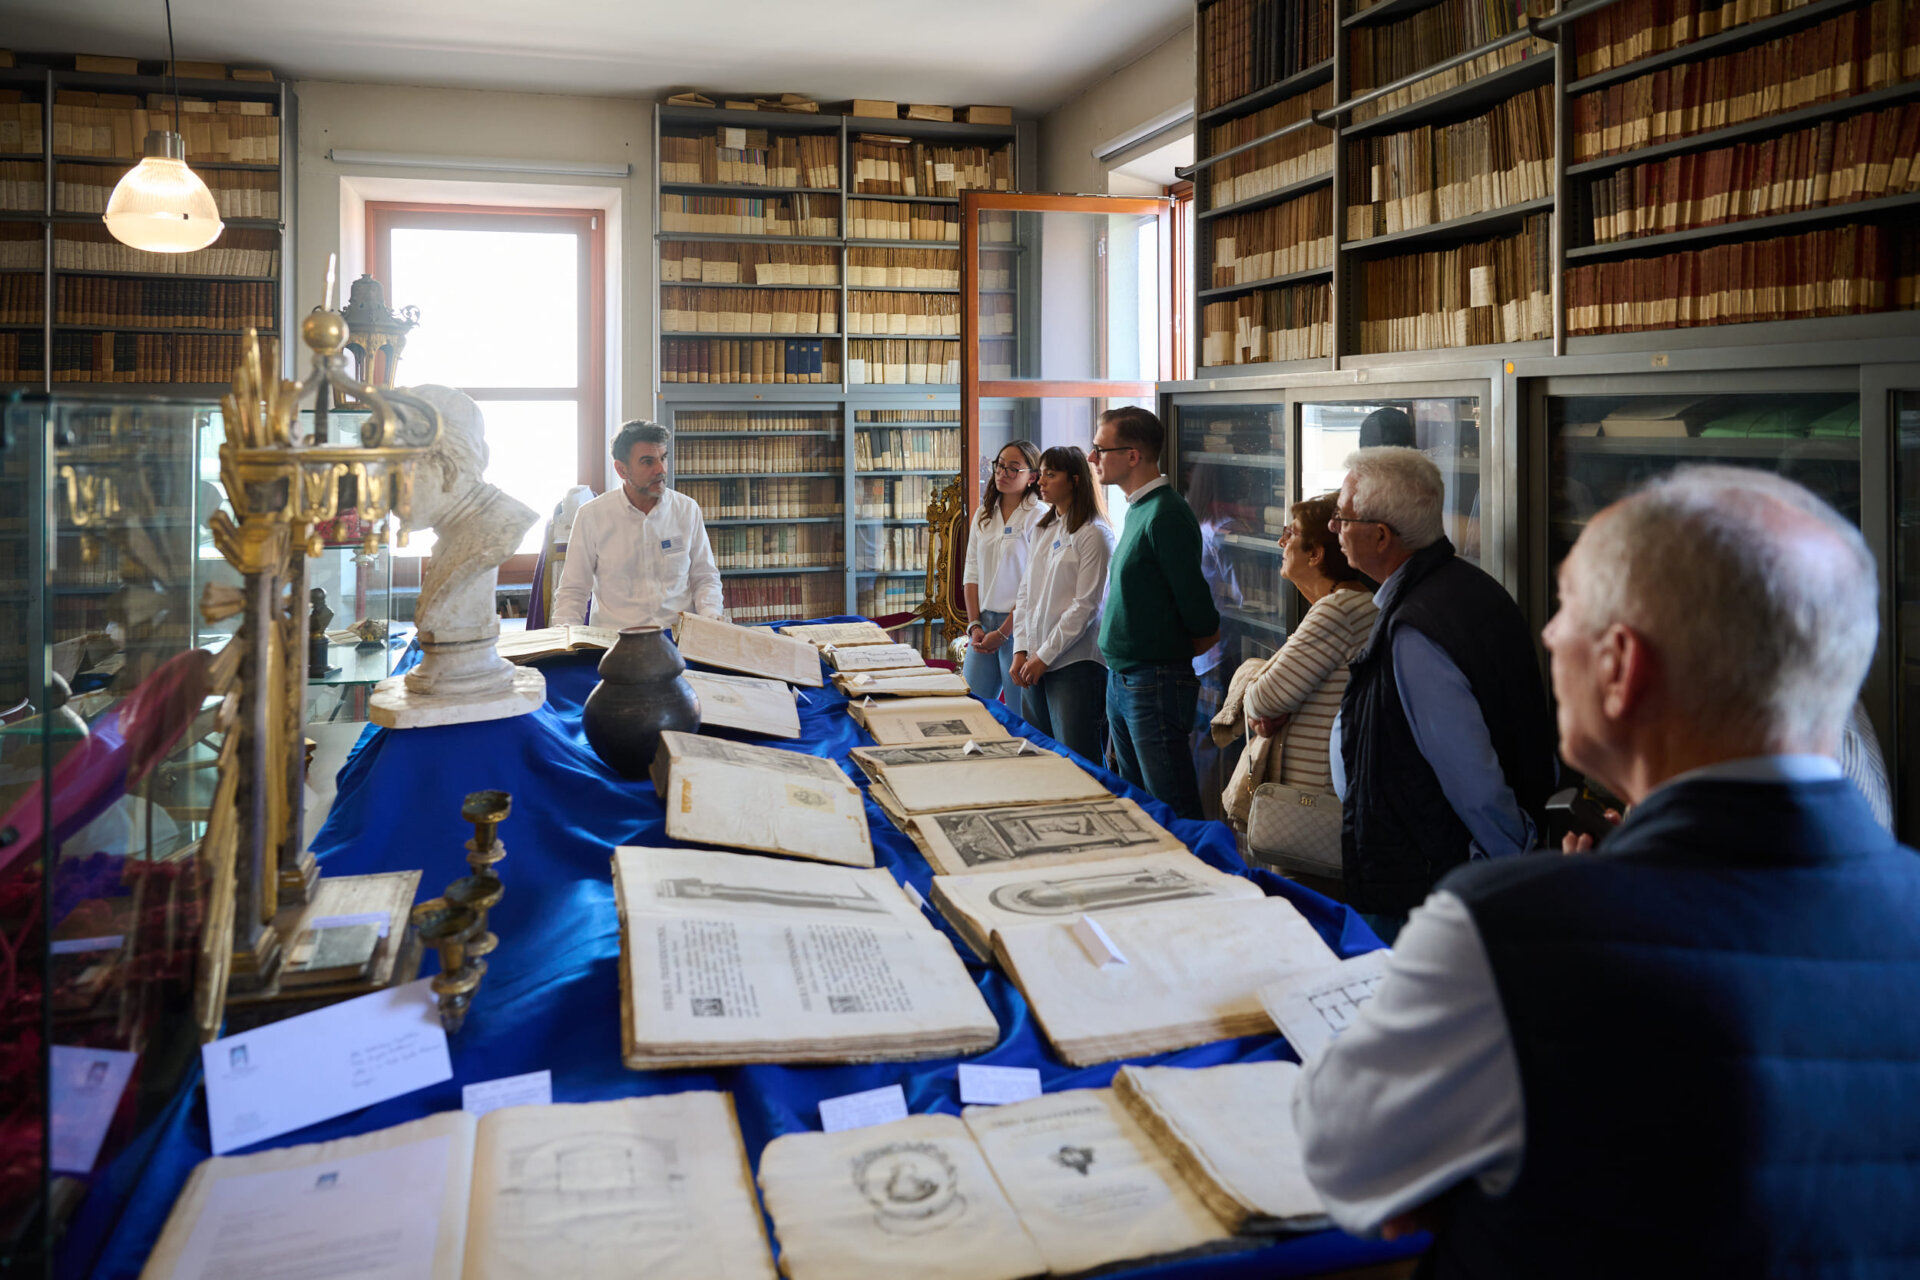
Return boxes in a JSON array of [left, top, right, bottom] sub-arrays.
[[1297, 468, 1920, 1277], [1330, 447, 1556, 939]]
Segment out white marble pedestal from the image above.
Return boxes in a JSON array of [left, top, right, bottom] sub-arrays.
[[369, 665, 546, 729]]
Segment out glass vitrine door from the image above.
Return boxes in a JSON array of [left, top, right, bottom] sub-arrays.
[[1879, 368, 1920, 843], [1296, 389, 1487, 565]]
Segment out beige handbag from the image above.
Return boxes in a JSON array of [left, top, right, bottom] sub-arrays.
[[1247, 782, 1344, 877]]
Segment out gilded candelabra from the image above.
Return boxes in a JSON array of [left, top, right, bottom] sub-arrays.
[[412, 789, 512, 1032]]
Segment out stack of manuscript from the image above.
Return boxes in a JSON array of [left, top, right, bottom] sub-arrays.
[[681, 670, 800, 738], [824, 642, 927, 675], [780, 620, 893, 647], [850, 740, 1109, 829], [833, 667, 970, 697], [905, 796, 1186, 877], [494, 624, 620, 664], [929, 850, 1264, 960], [650, 732, 872, 867], [848, 694, 1008, 743], [993, 897, 1339, 1065], [1112, 1062, 1330, 1234], [140, 1095, 777, 1279], [675, 611, 823, 687], [613, 846, 999, 1068]]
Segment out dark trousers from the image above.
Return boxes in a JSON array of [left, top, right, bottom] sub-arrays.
[[1021, 659, 1108, 764], [1106, 662, 1204, 820]]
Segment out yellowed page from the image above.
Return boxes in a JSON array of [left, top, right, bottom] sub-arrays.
[[683, 669, 801, 739], [861, 754, 1109, 814], [781, 620, 894, 647], [676, 612, 823, 687], [853, 696, 1008, 744], [652, 732, 873, 868], [908, 797, 1186, 877]]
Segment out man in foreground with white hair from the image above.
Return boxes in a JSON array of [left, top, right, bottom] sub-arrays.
[[1331, 447, 1556, 939], [1297, 467, 1920, 1277]]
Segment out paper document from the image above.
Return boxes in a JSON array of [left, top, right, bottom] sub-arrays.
[[49, 1045, 137, 1173], [1257, 949, 1391, 1060], [820, 1083, 909, 1132], [462, 1070, 552, 1116], [957, 1064, 1041, 1106]]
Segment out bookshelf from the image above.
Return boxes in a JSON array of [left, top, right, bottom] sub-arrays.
[[1184, 0, 1920, 371], [0, 55, 295, 394], [652, 103, 1034, 641]]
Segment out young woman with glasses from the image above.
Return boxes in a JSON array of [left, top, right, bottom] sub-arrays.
[[961, 440, 1042, 707]]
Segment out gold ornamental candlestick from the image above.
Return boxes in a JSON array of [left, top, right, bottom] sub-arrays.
[[448, 790, 510, 960], [410, 898, 484, 1033]]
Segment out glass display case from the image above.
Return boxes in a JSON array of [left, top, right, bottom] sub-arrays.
[[1887, 380, 1920, 844], [0, 392, 222, 1276], [854, 404, 960, 659], [1296, 393, 1485, 565]]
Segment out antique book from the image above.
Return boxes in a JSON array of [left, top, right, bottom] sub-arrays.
[[1256, 949, 1392, 1061], [1112, 1063, 1329, 1234], [494, 625, 621, 664], [650, 731, 872, 867], [757, 1114, 1048, 1280], [849, 741, 1108, 814], [780, 620, 895, 647], [962, 1089, 1245, 1274], [278, 921, 381, 988], [992, 897, 1339, 1065], [613, 846, 999, 1067], [675, 612, 823, 687], [834, 668, 972, 697], [905, 797, 1186, 878], [929, 851, 1263, 961], [140, 1094, 776, 1280], [849, 695, 1009, 744], [826, 642, 929, 673], [682, 669, 800, 739]]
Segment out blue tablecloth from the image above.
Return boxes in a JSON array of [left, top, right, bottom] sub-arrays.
[[85, 621, 1426, 1279]]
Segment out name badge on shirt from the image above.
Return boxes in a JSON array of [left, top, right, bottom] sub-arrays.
[[660, 536, 682, 552], [1003, 526, 1012, 535], [1052, 539, 1061, 550]]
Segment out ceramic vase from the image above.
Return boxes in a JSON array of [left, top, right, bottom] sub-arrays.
[[581, 626, 701, 779]]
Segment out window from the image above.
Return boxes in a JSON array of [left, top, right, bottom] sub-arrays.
[[368, 203, 606, 563]]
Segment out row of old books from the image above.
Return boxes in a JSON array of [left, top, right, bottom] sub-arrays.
[[1356, 211, 1552, 352], [848, 337, 961, 384], [1565, 221, 1920, 333], [53, 278, 275, 329], [0, 332, 39, 381], [846, 198, 960, 241], [679, 476, 842, 520], [849, 136, 1014, 196], [724, 574, 845, 624], [54, 162, 281, 218], [659, 128, 840, 188], [677, 434, 843, 474], [1570, 0, 1920, 162], [858, 577, 924, 616], [980, 248, 1016, 288], [856, 473, 939, 517], [978, 292, 1016, 335], [656, 192, 839, 236], [0, 223, 40, 269], [980, 337, 1018, 379], [675, 409, 838, 433], [1210, 187, 1333, 286], [0, 274, 41, 324], [858, 407, 961, 424], [0, 160, 42, 210], [1200, 0, 1334, 111], [1348, 0, 1552, 124], [661, 336, 840, 383], [52, 224, 279, 276], [1578, 101, 1920, 244], [863, 524, 932, 571], [0, 96, 43, 154], [711, 523, 843, 570], [1345, 84, 1554, 239], [979, 209, 1018, 242], [1575, 0, 1851, 78], [659, 286, 840, 334], [848, 244, 959, 287], [846, 290, 961, 335], [660, 240, 840, 284], [1201, 281, 1332, 366], [35, 331, 244, 382], [1205, 83, 1335, 211], [52, 92, 278, 162], [855, 427, 962, 470]]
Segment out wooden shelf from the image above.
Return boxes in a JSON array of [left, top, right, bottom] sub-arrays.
[[1338, 54, 1553, 140], [1197, 265, 1333, 301], [1197, 172, 1334, 224], [1567, 0, 1877, 94], [1198, 58, 1337, 124], [1566, 191, 1920, 261], [1343, 196, 1554, 256]]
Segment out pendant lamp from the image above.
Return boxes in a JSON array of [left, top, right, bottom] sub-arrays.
[[102, 0, 225, 254]]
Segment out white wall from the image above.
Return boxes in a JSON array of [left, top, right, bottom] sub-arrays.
[[1037, 24, 1195, 196]]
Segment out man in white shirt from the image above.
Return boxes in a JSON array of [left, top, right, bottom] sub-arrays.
[[551, 421, 724, 631]]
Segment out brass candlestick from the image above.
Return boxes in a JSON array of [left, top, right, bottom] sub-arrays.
[[415, 789, 512, 1031], [410, 898, 483, 1034]]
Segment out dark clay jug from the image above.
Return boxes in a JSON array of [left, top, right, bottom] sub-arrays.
[[581, 626, 701, 779]]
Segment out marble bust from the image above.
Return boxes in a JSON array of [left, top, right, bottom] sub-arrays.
[[369, 386, 545, 727]]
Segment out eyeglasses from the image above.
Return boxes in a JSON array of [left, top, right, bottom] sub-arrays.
[[990, 461, 1031, 475], [1327, 510, 1397, 537], [1277, 524, 1298, 544], [1086, 443, 1137, 460]]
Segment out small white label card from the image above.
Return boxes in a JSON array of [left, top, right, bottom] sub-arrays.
[[202, 977, 452, 1155], [462, 1069, 553, 1116], [958, 1064, 1042, 1106], [851, 674, 874, 686], [49, 1045, 138, 1173], [901, 880, 929, 912], [935, 162, 957, 183], [1016, 738, 1038, 755], [722, 126, 747, 150], [961, 739, 983, 756], [819, 1083, 909, 1133], [1071, 914, 1128, 969], [308, 910, 392, 939]]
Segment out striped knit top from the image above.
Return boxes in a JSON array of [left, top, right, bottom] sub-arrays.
[[1243, 584, 1379, 792]]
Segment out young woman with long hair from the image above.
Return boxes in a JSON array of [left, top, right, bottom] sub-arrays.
[[961, 439, 1043, 707], [1009, 445, 1115, 760]]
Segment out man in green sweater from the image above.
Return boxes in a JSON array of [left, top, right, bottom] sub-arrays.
[[1091, 406, 1220, 820]]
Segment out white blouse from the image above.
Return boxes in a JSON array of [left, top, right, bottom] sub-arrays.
[[1012, 513, 1117, 670], [962, 492, 1043, 613]]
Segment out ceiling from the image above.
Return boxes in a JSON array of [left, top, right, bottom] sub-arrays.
[[6, 0, 1193, 115]]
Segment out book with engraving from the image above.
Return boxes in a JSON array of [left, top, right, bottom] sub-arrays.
[[992, 897, 1339, 1065], [779, 620, 895, 647], [139, 1094, 776, 1280], [612, 846, 999, 1068], [682, 669, 800, 739], [848, 695, 1009, 743], [494, 625, 621, 664], [825, 642, 928, 673], [650, 732, 872, 868], [849, 741, 1109, 815], [675, 612, 823, 687], [904, 797, 1186, 877], [929, 851, 1262, 961], [833, 668, 972, 697]]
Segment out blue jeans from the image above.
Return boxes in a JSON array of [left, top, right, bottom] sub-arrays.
[[963, 608, 1017, 709], [1021, 659, 1107, 763], [1106, 662, 1204, 820]]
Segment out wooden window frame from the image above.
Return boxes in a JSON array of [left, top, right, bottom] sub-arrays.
[[1168, 179, 1194, 383]]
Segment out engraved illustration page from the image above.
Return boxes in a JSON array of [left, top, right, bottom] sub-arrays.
[[757, 1114, 1046, 1280], [834, 669, 973, 697], [496, 625, 621, 664], [962, 1090, 1241, 1275], [852, 697, 1010, 744], [781, 620, 894, 647], [613, 846, 924, 931], [682, 670, 801, 739], [1257, 950, 1392, 1062], [827, 643, 929, 673], [463, 1094, 775, 1280], [1112, 1063, 1328, 1233], [676, 612, 824, 687], [651, 732, 873, 868], [908, 798, 1186, 877], [858, 754, 1110, 814]]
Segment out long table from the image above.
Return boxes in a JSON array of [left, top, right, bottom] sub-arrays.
[[84, 626, 1426, 1279]]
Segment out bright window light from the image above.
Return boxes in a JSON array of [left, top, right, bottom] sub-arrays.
[[388, 228, 578, 388]]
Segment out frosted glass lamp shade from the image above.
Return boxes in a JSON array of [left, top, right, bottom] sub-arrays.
[[103, 133, 225, 253]]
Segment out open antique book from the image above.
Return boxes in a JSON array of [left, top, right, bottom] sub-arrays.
[[140, 1094, 776, 1280], [675, 612, 823, 687], [650, 731, 872, 867], [833, 668, 972, 697], [494, 625, 621, 665], [681, 670, 801, 739], [903, 796, 1187, 877], [779, 620, 895, 648], [848, 694, 1009, 744], [850, 740, 1109, 819], [613, 846, 999, 1068], [824, 642, 928, 673]]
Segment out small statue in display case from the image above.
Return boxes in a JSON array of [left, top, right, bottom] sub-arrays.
[[307, 588, 338, 677]]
